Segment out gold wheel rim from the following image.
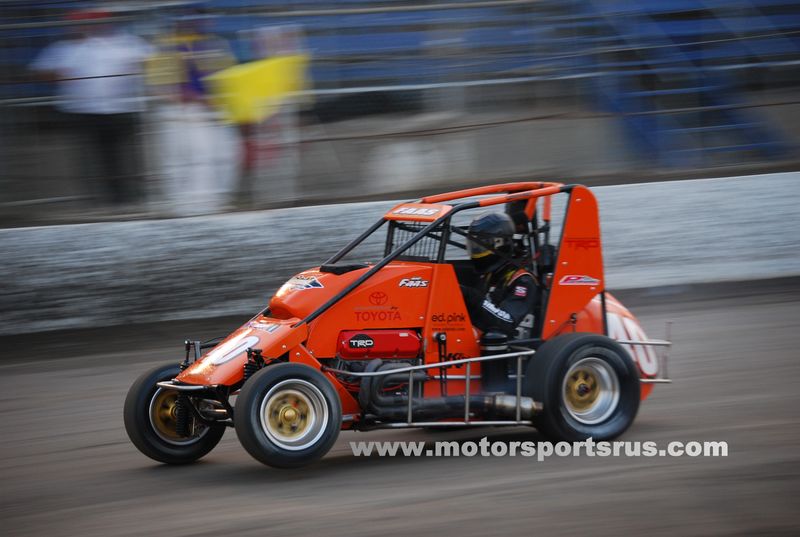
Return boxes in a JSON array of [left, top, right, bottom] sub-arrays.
[[565, 369, 600, 412], [266, 390, 312, 440], [148, 388, 208, 445], [151, 389, 183, 442]]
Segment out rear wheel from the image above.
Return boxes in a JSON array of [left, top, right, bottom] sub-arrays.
[[234, 363, 342, 468], [124, 364, 226, 464], [524, 333, 640, 441]]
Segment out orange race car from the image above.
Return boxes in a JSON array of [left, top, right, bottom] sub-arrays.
[[124, 182, 671, 468]]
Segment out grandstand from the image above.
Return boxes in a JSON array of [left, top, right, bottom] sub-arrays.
[[1, 0, 798, 167]]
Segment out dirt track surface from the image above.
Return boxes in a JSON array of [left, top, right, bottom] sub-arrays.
[[2, 279, 799, 536]]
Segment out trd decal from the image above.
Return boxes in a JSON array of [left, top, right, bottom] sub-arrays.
[[559, 275, 600, 286], [348, 334, 375, 348], [565, 237, 600, 250]]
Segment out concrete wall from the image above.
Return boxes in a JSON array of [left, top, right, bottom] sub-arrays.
[[1, 172, 798, 335]]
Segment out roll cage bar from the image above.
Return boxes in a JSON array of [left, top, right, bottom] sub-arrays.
[[295, 182, 572, 327]]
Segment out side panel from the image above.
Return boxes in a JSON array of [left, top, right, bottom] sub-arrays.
[[542, 186, 604, 339], [422, 264, 482, 397], [305, 263, 434, 358]]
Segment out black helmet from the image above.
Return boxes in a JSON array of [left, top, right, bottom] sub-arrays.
[[467, 212, 515, 274]]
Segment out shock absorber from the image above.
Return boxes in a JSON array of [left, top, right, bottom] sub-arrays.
[[480, 331, 510, 393], [243, 348, 265, 383], [174, 394, 190, 437]]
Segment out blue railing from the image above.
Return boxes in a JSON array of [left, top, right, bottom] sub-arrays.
[[2, 0, 797, 164], [571, 0, 794, 166]]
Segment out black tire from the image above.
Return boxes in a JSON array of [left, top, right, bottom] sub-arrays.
[[524, 333, 640, 442], [124, 363, 226, 464], [234, 363, 342, 468]]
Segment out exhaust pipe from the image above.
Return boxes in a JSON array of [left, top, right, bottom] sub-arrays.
[[359, 359, 540, 421]]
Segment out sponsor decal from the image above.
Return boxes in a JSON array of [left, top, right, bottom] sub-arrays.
[[248, 321, 281, 333], [355, 310, 402, 322], [431, 313, 466, 324], [607, 312, 659, 377], [206, 332, 261, 366], [515, 313, 534, 340], [392, 207, 439, 216], [285, 274, 324, 290], [355, 297, 402, 322], [565, 237, 600, 250], [513, 285, 527, 297], [559, 275, 600, 286], [445, 352, 466, 361], [482, 299, 512, 322], [369, 291, 388, 305], [399, 277, 429, 288], [348, 334, 375, 349]]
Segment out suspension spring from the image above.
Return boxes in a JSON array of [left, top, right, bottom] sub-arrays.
[[174, 394, 190, 437], [243, 361, 260, 383], [243, 348, 265, 383]]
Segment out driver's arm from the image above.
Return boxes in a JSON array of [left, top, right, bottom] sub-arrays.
[[463, 275, 538, 336]]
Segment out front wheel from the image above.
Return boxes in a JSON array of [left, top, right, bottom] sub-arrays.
[[234, 363, 342, 468], [524, 333, 640, 442], [124, 363, 226, 464]]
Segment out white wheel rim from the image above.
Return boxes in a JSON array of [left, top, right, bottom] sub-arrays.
[[561, 357, 620, 425], [259, 379, 329, 451]]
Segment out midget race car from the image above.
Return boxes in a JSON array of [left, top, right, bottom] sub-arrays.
[[124, 182, 671, 468]]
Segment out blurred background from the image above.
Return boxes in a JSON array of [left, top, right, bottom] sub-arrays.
[[2, 3, 800, 535], [1, 0, 798, 226]]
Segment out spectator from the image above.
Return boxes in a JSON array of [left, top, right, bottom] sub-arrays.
[[30, 10, 153, 207], [146, 15, 239, 215]]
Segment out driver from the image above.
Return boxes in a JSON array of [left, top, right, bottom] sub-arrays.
[[461, 212, 538, 339]]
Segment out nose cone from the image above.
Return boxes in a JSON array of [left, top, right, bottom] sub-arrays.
[[176, 318, 307, 386]]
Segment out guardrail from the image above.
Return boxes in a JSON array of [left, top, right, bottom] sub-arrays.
[[0, 172, 798, 335]]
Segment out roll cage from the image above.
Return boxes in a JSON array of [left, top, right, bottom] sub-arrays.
[[300, 182, 580, 332]]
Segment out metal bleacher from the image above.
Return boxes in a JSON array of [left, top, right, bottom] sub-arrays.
[[564, 0, 798, 165], [1, 0, 798, 165]]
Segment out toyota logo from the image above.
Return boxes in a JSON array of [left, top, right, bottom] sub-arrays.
[[369, 291, 388, 305]]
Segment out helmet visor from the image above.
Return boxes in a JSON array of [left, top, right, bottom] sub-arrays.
[[467, 235, 505, 259]]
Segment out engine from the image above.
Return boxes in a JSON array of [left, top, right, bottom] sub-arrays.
[[331, 330, 422, 393], [329, 329, 539, 422]]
